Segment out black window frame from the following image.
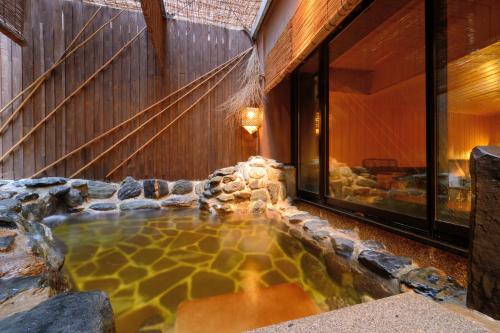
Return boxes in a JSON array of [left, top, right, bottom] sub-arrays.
[[291, 0, 469, 255]]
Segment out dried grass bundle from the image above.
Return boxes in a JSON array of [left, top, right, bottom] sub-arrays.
[[220, 45, 263, 118]]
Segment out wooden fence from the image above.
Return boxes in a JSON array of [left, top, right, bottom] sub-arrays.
[[0, 0, 254, 181]]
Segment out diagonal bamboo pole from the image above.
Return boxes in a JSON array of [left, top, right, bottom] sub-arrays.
[[71, 48, 252, 178], [106, 51, 250, 178], [0, 7, 107, 118], [30, 48, 248, 178], [0, 26, 147, 164], [0, 9, 124, 131]]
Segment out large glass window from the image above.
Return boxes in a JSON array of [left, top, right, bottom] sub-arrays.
[[297, 52, 321, 194], [436, 0, 500, 226], [327, 0, 427, 219]]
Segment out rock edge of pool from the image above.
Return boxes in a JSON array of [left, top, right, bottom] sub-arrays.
[[0, 156, 482, 332]]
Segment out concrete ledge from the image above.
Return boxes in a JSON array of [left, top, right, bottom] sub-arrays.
[[248, 293, 500, 333]]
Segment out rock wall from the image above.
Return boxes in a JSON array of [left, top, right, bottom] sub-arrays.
[[468, 146, 500, 320], [0, 156, 471, 331]]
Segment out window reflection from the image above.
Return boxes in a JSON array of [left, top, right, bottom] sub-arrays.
[[437, 0, 500, 225], [298, 52, 321, 194], [328, 0, 427, 219]]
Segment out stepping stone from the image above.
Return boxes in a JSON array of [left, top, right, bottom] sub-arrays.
[[175, 283, 320, 333]]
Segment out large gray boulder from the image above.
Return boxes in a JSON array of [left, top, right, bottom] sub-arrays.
[[0, 291, 115, 333], [88, 181, 117, 199]]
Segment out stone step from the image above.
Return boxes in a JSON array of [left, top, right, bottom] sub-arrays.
[[175, 283, 321, 333]]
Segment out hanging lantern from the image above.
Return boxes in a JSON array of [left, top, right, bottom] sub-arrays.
[[241, 107, 263, 134]]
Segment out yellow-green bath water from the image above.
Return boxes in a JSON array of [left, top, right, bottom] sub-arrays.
[[54, 209, 361, 332]]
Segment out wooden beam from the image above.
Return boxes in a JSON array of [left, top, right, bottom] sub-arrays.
[[251, 0, 273, 39], [141, 0, 166, 72]]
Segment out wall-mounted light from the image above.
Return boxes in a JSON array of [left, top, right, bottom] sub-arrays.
[[241, 107, 263, 135], [314, 111, 321, 136]]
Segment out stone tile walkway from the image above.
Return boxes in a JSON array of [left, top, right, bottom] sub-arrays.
[[249, 293, 500, 333]]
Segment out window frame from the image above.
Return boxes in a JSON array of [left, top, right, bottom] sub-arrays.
[[291, 0, 470, 254]]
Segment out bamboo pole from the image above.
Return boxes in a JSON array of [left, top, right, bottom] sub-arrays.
[[0, 7, 107, 118], [0, 9, 124, 131], [71, 48, 252, 178], [0, 26, 147, 164], [106, 51, 250, 178], [30, 48, 248, 178]]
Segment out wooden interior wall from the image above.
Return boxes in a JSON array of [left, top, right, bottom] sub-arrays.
[[0, 0, 254, 181], [329, 75, 427, 168]]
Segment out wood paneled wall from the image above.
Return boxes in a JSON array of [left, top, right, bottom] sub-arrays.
[[329, 75, 427, 168], [0, 0, 254, 181]]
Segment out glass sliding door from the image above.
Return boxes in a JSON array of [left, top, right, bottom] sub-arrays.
[[327, 0, 427, 221], [297, 52, 321, 195], [436, 0, 500, 227]]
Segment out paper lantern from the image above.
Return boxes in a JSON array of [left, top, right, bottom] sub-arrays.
[[241, 107, 263, 134]]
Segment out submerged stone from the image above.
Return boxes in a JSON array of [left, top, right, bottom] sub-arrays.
[[275, 259, 299, 279], [262, 270, 288, 286], [84, 278, 121, 293], [239, 254, 273, 272], [191, 271, 235, 299], [211, 249, 244, 273], [160, 283, 188, 311], [0, 291, 114, 333], [119, 265, 148, 284], [131, 248, 164, 266], [358, 250, 412, 279], [198, 236, 220, 254], [139, 266, 195, 300], [238, 235, 271, 252], [170, 232, 204, 249]]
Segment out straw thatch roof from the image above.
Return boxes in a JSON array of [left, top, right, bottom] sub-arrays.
[[83, 0, 262, 31]]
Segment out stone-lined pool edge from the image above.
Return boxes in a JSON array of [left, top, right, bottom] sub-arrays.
[[0, 156, 466, 332]]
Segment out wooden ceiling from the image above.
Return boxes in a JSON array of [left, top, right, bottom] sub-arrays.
[[328, 0, 499, 117]]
